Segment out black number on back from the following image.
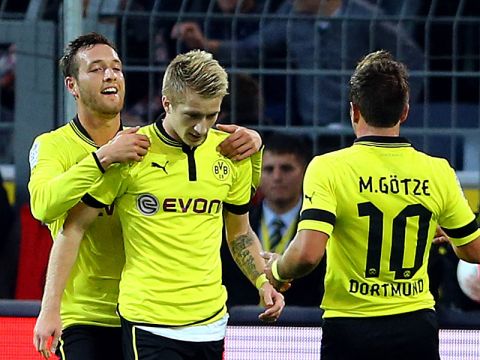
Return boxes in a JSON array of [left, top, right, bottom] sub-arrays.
[[358, 202, 432, 280]]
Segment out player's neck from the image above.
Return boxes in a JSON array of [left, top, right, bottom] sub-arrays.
[[162, 116, 182, 143], [265, 197, 300, 215], [355, 121, 400, 138], [77, 110, 121, 146]]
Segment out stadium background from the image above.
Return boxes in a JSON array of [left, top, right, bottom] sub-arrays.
[[1, 0, 480, 358]]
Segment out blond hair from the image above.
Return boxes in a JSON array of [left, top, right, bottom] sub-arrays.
[[162, 50, 229, 106]]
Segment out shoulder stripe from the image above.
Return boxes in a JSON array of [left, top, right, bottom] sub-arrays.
[[224, 202, 250, 215], [300, 209, 336, 226], [442, 219, 479, 239], [82, 193, 108, 209]]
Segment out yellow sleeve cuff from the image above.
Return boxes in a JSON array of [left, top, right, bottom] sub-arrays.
[[272, 259, 291, 282], [255, 273, 269, 290]]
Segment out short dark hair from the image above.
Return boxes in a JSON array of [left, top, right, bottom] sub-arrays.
[[264, 131, 312, 166], [59, 32, 116, 79], [349, 50, 409, 127]]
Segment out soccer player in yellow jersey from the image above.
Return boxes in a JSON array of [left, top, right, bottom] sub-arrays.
[[31, 34, 264, 360], [34, 48, 283, 360], [264, 50, 480, 360]]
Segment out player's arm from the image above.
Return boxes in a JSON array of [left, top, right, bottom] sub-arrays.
[[33, 203, 100, 359], [216, 124, 262, 161], [224, 211, 284, 322], [263, 229, 328, 292], [29, 128, 149, 223], [433, 225, 480, 263], [454, 239, 480, 263]]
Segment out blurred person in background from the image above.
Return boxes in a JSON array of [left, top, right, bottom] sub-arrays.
[[0, 171, 13, 251], [223, 131, 325, 307], [173, 0, 423, 127], [125, 0, 272, 126], [0, 43, 15, 123]]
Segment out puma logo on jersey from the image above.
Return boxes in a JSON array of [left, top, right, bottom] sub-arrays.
[[304, 192, 315, 203], [152, 161, 169, 174]]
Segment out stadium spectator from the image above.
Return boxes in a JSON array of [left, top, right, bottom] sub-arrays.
[[263, 50, 480, 359], [223, 131, 325, 307], [124, 0, 272, 125], [174, 0, 424, 126], [219, 73, 267, 126], [34, 49, 283, 360], [31, 33, 263, 360], [0, 43, 15, 123], [0, 172, 13, 251]]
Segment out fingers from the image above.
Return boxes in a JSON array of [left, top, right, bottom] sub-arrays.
[[258, 291, 285, 322], [216, 124, 238, 133], [261, 251, 274, 261], [51, 329, 61, 356], [34, 332, 51, 359], [218, 136, 255, 160], [118, 126, 140, 135], [432, 236, 449, 245]]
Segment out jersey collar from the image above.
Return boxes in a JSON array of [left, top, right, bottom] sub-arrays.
[[154, 116, 183, 148], [354, 135, 412, 148], [69, 115, 123, 148]]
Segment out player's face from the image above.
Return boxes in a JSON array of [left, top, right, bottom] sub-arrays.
[[163, 90, 222, 147], [70, 44, 125, 118], [261, 152, 305, 207]]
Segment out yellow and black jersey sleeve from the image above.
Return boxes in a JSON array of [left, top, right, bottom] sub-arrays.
[[28, 131, 104, 223]]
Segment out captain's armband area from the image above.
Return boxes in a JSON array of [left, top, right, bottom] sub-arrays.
[[81, 193, 108, 209], [224, 202, 250, 215]]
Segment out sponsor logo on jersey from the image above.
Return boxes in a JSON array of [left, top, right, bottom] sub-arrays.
[[137, 194, 160, 215], [151, 161, 169, 174]]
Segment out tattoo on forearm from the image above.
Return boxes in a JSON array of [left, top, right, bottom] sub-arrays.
[[231, 234, 261, 283]]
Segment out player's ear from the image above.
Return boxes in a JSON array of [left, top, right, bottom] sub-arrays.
[[65, 77, 78, 99], [162, 96, 172, 113], [350, 102, 360, 124], [399, 103, 409, 124]]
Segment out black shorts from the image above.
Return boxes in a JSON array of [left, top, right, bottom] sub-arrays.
[[321, 309, 440, 360], [56, 325, 123, 360], [121, 317, 224, 360]]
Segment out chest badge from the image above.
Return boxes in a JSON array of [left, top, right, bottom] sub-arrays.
[[212, 160, 230, 181]]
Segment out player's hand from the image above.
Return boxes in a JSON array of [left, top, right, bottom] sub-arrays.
[[33, 308, 62, 359], [216, 124, 262, 161], [258, 282, 285, 322], [96, 127, 150, 169], [262, 251, 292, 293], [433, 226, 450, 245]]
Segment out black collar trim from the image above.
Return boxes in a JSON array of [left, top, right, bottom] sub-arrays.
[[154, 117, 183, 148], [354, 136, 412, 148], [69, 115, 123, 148]]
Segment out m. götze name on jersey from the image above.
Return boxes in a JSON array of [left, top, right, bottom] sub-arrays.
[[359, 175, 430, 196]]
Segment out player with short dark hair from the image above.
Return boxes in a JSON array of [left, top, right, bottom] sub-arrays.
[[264, 50, 480, 359]]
